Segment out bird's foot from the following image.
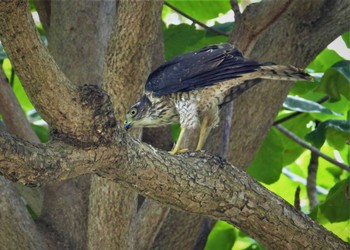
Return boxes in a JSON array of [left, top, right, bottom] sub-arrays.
[[168, 148, 189, 155]]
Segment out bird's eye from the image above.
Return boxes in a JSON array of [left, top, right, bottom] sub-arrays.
[[130, 108, 137, 117]]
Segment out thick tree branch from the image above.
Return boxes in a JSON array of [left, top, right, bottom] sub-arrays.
[[0, 0, 115, 143], [0, 131, 348, 249], [103, 0, 164, 122], [131, 199, 169, 249]]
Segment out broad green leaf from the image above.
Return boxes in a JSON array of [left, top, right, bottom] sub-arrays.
[[31, 124, 48, 143], [205, 221, 236, 250], [12, 75, 34, 112], [320, 177, 350, 223], [248, 128, 284, 184], [163, 23, 227, 60], [311, 95, 350, 122], [324, 220, 350, 243], [263, 174, 307, 205], [305, 119, 350, 149], [307, 49, 344, 73], [166, 0, 231, 22], [317, 60, 350, 101], [276, 114, 312, 165], [283, 95, 342, 116], [289, 80, 318, 96], [342, 31, 350, 48], [164, 24, 204, 60]]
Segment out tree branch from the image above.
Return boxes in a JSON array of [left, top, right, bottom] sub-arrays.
[[103, 0, 164, 122], [164, 1, 229, 37], [0, 131, 348, 249], [0, 0, 114, 143], [275, 124, 350, 172]]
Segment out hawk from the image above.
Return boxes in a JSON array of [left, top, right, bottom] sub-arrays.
[[124, 44, 311, 154]]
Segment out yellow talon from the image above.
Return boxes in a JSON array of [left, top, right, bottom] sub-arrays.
[[168, 128, 187, 154]]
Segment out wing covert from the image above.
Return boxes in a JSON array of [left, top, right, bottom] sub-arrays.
[[145, 43, 262, 96]]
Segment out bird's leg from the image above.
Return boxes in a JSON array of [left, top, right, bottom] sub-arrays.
[[195, 115, 208, 151], [169, 127, 187, 155]]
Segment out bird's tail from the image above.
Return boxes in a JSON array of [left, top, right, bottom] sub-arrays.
[[258, 64, 312, 81]]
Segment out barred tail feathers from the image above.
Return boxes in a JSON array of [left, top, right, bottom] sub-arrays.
[[258, 64, 311, 82]]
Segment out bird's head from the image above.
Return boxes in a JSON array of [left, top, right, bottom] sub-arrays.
[[124, 95, 154, 130]]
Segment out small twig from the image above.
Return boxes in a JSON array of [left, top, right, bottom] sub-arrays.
[[230, 0, 241, 19], [294, 186, 301, 211], [307, 151, 319, 209], [275, 124, 350, 172], [164, 1, 229, 37], [273, 96, 329, 125]]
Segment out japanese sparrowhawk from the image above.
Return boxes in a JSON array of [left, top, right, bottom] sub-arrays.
[[124, 44, 311, 154]]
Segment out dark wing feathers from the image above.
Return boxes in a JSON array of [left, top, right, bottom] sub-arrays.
[[145, 44, 261, 96]]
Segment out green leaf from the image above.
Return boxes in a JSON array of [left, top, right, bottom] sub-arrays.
[[164, 24, 204, 60], [248, 128, 284, 184], [307, 49, 344, 73], [31, 124, 49, 143], [283, 95, 342, 116], [317, 60, 350, 101], [320, 177, 350, 223], [205, 221, 236, 250], [163, 23, 227, 60], [166, 0, 231, 22], [342, 31, 350, 48], [274, 113, 312, 166], [305, 119, 350, 149]]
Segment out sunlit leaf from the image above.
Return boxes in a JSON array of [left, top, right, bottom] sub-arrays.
[[276, 114, 312, 165], [317, 60, 350, 101], [163, 23, 227, 60], [307, 49, 344, 73], [283, 95, 342, 116], [205, 221, 236, 250], [248, 128, 284, 184], [320, 177, 350, 223], [305, 119, 350, 149], [342, 31, 350, 48], [166, 0, 231, 22], [31, 124, 49, 143]]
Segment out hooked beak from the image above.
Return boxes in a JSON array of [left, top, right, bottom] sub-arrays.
[[124, 121, 132, 131]]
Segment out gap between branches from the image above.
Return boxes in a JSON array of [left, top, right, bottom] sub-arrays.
[[164, 1, 229, 37]]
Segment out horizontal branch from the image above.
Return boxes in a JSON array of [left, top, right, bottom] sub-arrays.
[[0, 130, 347, 249]]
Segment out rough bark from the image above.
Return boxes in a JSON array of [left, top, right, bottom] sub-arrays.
[[131, 199, 170, 250], [103, 0, 164, 122], [0, 132, 349, 249], [0, 177, 47, 250], [152, 210, 209, 250], [0, 1, 104, 143]]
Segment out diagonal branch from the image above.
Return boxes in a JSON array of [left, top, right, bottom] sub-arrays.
[[275, 124, 350, 172], [0, 131, 348, 249], [164, 1, 229, 37], [0, 0, 114, 143]]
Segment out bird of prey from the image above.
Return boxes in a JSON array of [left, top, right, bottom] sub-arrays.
[[124, 43, 311, 154]]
